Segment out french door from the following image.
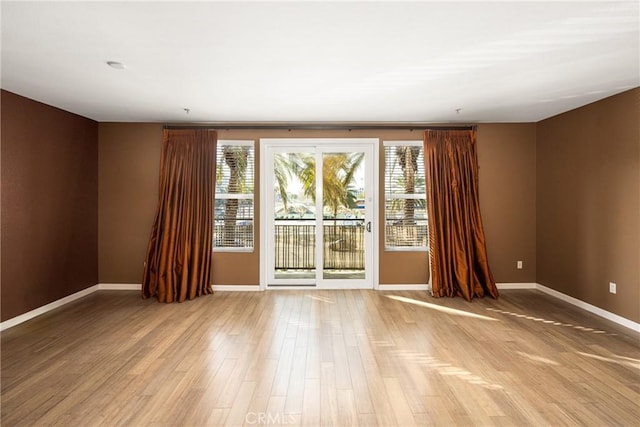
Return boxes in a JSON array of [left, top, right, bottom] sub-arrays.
[[262, 139, 377, 289]]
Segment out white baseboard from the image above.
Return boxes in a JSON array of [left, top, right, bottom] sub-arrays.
[[378, 283, 537, 291], [212, 285, 260, 291], [535, 283, 640, 333], [98, 283, 141, 291], [2, 282, 637, 333], [98, 284, 264, 292], [266, 285, 321, 290], [0, 285, 99, 332], [377, 284, 430, 291], [497, 283, 537, 290]]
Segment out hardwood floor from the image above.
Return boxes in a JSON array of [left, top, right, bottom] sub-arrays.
[[1, 289, 638, 426]]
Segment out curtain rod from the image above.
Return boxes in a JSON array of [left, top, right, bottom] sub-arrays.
[[162, 123, 477, 131]]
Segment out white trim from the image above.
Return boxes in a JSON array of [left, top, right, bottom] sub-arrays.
[[259, 138, 266, 291], [378, 284, 430, 291], [214, 193, 253, 200], [212, 285, 260, 292], [385, 247, 430, 252], [385, 193, 426, 199], [218, 139, 254, 147], [267, 284, 375, 290], [260, 138, 379, 291], [535, 283, 640, 333], [0, 285, 99, 331], [372, 141, 380, 290], [497, 283, 537, 290], [382, 140, 422, 147], [213, 247, 255, 253], [98, 283, 141, 291]]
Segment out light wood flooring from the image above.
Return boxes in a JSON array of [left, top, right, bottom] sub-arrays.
[[1, 289, 639, 426]]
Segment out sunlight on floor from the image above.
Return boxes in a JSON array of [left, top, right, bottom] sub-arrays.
[[369, 340, 395, 347], [306, 294, 335, 304], [516, 351, 560, 366], [386, 295, 499, 321], [485, 307, 615, 335], [391, 349, 503, 390], [577, 352, 640, 370]]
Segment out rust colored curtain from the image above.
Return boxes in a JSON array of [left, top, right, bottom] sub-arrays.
[[142, 129, 217, 302], [424, 129, 498, 301]]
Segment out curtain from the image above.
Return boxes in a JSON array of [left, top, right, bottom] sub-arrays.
[[142, 129, 217, 303], [424, 129, 498, 301]]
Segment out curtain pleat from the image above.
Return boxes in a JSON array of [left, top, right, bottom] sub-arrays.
[[142, 129, 217, 302], [424, 129, 498, 301]]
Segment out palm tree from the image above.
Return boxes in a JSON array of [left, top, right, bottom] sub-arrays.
[[220, 145, 249, 246], [273, 152, 300, 212], [396, 146, 421, 225], [321, 153, 363, 222], [275, 153, 362, 213], [273, 152, 364, 238]]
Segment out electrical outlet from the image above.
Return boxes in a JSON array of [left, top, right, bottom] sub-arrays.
[[517, 260, 523, 269], [609, 282, 616, 294]]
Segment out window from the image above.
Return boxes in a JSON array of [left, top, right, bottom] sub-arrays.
[[214, 140, 254, 251], [384, 141, 428, 251]]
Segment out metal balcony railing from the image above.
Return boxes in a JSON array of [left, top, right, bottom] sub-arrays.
[[274, 219, 365, 270], [216, 220, 427, 271]]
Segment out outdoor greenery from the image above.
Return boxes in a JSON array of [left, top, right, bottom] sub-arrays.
[[217, 145, 250, 245], [215, 146, 423, 249], [395, 146, 422, 225], [273, 152, 364, 221]]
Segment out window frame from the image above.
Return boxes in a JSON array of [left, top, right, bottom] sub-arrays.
[[383, 140, 428, 252], [214, 139, 255, 253]]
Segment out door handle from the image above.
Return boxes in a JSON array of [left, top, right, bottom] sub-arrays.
[[366, 221, 372, 232]]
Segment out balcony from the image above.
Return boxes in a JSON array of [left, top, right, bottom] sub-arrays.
[[274, 219, 365, 271], [215, 220, 427, 272]]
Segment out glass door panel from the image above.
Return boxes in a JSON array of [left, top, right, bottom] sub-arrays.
[[273, 151, 316, 280], [265, 140, 375, 289], [321, 152, 366, 280]]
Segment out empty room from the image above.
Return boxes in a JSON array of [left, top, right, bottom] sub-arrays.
[[1, 1, 639, 426]]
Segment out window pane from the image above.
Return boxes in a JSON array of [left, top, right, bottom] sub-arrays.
[[384, 142, 428, 250], [214, 199, 254, 249], [385, 199, 428, 248], [384, 145, 425, 195], [216, 143, 254, 195], [215, 141, 254, 250]]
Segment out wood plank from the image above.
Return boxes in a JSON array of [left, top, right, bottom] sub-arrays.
[[1, 290, 638, 425]]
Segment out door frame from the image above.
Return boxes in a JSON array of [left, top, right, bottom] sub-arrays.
[[259, 138, 379, 291]]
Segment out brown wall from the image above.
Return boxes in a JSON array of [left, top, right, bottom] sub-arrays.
[[98, 125, 536, 287], [536, 88, 640, 323], [478, 124, 537, 283], [1, 90, 98, 321], [5, 87, 635, 323], [98, 123, 162, 283]]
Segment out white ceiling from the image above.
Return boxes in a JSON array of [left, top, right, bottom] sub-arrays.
[[2, 1, 638, 123]]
